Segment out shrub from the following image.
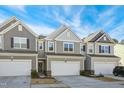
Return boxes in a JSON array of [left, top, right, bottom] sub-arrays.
[[96, 73, 104, 77], [31, 70, 39, 78], [80, 71, 90, 76]]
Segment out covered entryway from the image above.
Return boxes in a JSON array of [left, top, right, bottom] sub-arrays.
[[51, 61, 80, 76], [0, 59, 31, 76], [94, 62, 117, 75]]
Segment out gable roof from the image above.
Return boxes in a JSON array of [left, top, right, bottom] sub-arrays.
[[0, 17, 38, 37], [83, 30, 115, 43], [45, 25, 67, 40], [0, 16, 17, 32], [83, 30, 102, 42], [45, 25, 82, 42]]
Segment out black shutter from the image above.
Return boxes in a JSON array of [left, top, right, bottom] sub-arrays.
[[99, 45, 101, 53], [83, 45, 85, 51], [11, 37, 13, 48], [27, 39, 29, 48], [109, 46, 111, 53]]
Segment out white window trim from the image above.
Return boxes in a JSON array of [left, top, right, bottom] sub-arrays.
[[48, 41, 54, 52], [38, 41, 44, 50], [13, 37, 27, 49], [101, 45, 110, 54], [63, 42, 74, 53]]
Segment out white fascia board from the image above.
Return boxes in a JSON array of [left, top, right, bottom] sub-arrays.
[[0, 16, 17, 29], [1, 21, 38, 37]]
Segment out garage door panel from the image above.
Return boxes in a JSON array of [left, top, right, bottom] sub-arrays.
[[0, 60, 31, 76], [51, 61, 80, 76], [94, 62, 117, 75]]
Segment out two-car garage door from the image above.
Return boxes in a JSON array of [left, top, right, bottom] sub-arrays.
[[51, 61, 80, 76], [94, 62, 117, 75], [0, 60, 31, 76]]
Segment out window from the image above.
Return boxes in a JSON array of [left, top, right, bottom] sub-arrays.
[[80, 44, 85, 53], [18, 25, 22, 31], [14, 37, 27, 49], [89, 45, 93, 53], [64, 43, 68, 51], [0, 36, 2, 48], [100, 45, 110, 53], [39, 42, 43, 50], [64, 42, 74, 52], [48, 42, 54, 51]]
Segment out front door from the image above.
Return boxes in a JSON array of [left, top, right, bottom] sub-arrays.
[[38, 62, 43, 73]]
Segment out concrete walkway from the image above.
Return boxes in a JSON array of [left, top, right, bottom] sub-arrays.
[[54, 76, 124, 88]]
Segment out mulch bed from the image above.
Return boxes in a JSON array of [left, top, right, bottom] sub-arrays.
[[81, 75, 122, 82], [94, 77, 122, 82], [31, 77, 59, 84]]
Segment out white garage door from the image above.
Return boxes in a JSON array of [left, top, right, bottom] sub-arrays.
[[0, 60, 31, 76], [51, 61, 80, 76], [94, 62, 117, 75]]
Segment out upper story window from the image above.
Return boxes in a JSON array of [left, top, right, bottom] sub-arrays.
[[64, 42, 74, 52], [48, 41, 54, 52], [99, 45, 110, 53], [39, 42, 43, 50], [0, 36, 2, 48], [18, 25, 22, 31], [89, 45, 93, 53], [13, 37, 28, 49], [80, 44, 85, 53]]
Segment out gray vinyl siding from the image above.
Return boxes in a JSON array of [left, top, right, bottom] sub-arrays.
[[98, 36, 112, 43], [3, 24, 37, 52], [56, 41, 63, 53], [0, 55, 37, 70], [74, 42, 80, 54]]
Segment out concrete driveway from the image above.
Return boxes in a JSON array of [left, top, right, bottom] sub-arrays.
[[0, 76, 31, 88], [54, 76, 124, 88]]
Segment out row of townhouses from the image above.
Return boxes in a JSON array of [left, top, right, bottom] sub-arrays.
[[0, 16, 120, 77]]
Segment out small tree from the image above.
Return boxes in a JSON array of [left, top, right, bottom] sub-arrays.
[[120, 39, 124, 44], [112, 38, 118, 43]]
